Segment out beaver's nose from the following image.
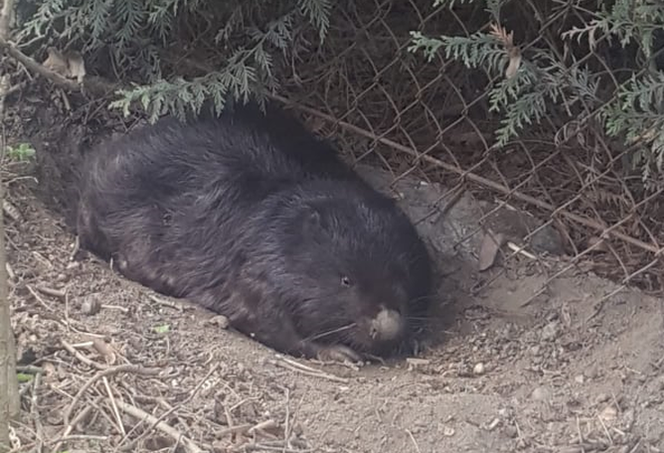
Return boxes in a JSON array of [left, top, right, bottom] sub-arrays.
[[369, 308, 404, 341]]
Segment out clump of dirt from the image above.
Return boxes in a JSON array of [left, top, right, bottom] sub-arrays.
[[3, 101, 663, 453]]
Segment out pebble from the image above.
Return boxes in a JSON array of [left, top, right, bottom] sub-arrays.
[[599, 405, 618, 422], [541, 321, 560, 341], [531, 386, 551, 401], [206, 314, 229, 328], [473, 363, 486, 375], [486, 417, 500, 430], [80, 295, 102, 315], [595, 393, 610, 404]]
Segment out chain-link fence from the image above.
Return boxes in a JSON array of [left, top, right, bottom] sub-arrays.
[[274, 0, 664, 307]]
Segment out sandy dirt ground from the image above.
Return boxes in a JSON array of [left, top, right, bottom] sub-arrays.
[[3, 101, 664, 453]]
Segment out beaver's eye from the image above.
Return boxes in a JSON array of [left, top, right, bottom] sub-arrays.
[[340, 276, 353, 287]]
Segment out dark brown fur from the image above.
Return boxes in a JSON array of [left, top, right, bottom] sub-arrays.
[[75, 101, 434, 361]]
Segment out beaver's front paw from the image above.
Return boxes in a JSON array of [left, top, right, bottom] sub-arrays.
[[315, 344, 363, 363]]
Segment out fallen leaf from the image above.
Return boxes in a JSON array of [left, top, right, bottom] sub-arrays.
[[599, 405, 618, 423], [478, 230, 506, 271], [42, 47, 86, 83], [154, 324, 170, 334], [66, 50, 86, 83], [42, 47, 69, 76], [91, 338, 116, 365], [586, 236, 608, 252], [505, 47, 522, 79]]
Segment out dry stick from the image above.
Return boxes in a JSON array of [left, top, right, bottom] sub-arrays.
[[25, 285, 53, 311], [214, 419, 280, 443], [113, 400, 203, 453], [52, 395, 104, 453], [406, 429, 422, 453], [30, 373, 44, 453], [34, 286, 66, 300], [9, 435, 109, 453], [60, 339, 106, 370], [102, 377, 126, 437], [271, 354, 349, 383], [270, 359, 348, 383], [148, 295, 186, 312], [283, 387, 292, 448], [0, 80, 26, 101], [231, 441, 314, 453], [247, 419, 278, 437], [116, 363, 219, 451], [63, 364, 160, 427], [215, 423, 253, 438]]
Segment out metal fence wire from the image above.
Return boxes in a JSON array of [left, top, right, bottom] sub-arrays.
[[274, 0, 664, 305]]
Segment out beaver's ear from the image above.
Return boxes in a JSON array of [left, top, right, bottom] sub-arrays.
[[304, 208, 321, 228], [301, 207, 324, 237]]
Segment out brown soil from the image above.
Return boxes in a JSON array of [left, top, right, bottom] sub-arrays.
[[3, 99, 664, 453]]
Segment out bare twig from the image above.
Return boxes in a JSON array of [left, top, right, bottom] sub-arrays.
[[52, 395, 104, 453], [26, 285, 53, 311], [60, 339, 105, 370], [10, 434, 109, 453], [149, 294, 187, 311], [102, 377, 126, 437], [116, 363, 219, 451], [63, 364, 160, 427], [30, 372, 43, 453], [113, 400, 204, 453], [270, 355, 349, 383], [35, 286, 66, 300]]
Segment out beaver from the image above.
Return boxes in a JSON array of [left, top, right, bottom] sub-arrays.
[[75, 101, 434, 362]]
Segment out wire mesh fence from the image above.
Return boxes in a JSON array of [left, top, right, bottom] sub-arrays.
[[275, 0, 664, 306]]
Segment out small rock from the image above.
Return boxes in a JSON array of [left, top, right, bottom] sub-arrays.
[[473, 363, 486, 375], [541, 321, 560, 341], [206, 315, 229, 328], [595, 393, 610, 404], [442, 426, 455, 437], [406, 358, 430, 367], [80, 295, 102, 315], [531, 386, 551, 402], [486, 417, 500, 431], [599, 405, 618, 422], [574, 374, 585, 384]]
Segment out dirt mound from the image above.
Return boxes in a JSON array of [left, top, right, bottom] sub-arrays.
[[3, 105, 663, 452]]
